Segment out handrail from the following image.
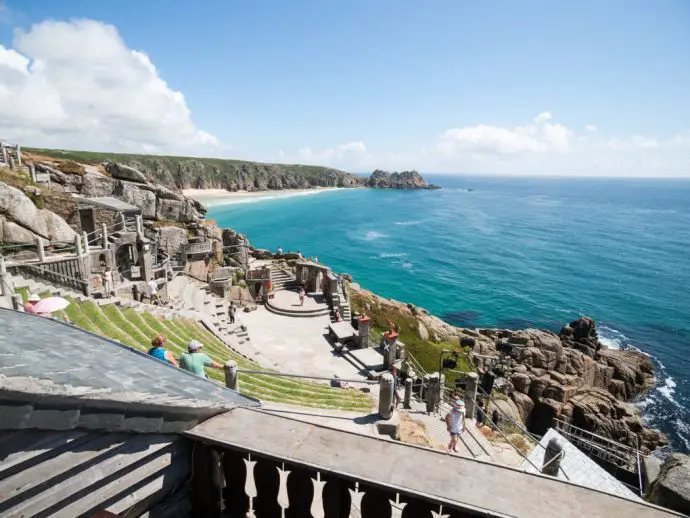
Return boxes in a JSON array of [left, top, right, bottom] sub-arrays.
[[13, 262, 88, 286]]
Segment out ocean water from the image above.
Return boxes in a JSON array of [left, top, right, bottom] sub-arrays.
[[206, 176, 690, 453]]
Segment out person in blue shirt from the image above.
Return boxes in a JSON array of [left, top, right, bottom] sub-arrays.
[[148, 335, 178, 367]]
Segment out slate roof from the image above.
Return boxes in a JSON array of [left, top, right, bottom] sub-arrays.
[[0, 308, 259, 434]]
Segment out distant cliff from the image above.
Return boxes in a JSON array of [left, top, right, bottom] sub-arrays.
[[25, 148, 363, 191], [366, 169, 440, 190]]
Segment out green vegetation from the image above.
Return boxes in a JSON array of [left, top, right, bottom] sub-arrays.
[[350, 290, 471, 385], [25, 147, 358, 189], [19, 289, 371, 411]]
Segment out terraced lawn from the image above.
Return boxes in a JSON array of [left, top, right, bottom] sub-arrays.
[[23, 290, 371, 411]]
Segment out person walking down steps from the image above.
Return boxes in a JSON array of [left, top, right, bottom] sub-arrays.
[[445, 399, 466, 453]]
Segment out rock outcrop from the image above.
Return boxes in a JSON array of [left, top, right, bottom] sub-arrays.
[[349, 285, 666, 454], [646, 453, 690, 514], [0, 182, 77, 243], [366, 169, 439, 189]]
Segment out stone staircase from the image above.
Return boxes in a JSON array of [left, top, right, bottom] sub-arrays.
[[270, 267, 298, 291]]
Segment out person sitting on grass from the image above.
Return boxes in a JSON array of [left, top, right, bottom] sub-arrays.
[[147, 335, 178, 367], [23, 294, 41, 314], [179, 340, 224, 378]]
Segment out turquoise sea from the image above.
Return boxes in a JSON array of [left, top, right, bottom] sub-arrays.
[[205, 176, 690, 453]]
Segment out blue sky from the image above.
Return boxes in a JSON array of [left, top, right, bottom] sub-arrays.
[[1, 0, 689, 176]]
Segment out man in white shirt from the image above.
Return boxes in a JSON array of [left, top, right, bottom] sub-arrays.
[[147, 279, 160, 305]]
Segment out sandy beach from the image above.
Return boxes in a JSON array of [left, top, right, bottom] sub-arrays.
[[183, 187, 345, 206]]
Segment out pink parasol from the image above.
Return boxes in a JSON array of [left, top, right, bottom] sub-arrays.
[[32, 296, 70, 314]]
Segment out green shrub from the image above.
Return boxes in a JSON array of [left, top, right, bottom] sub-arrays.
[[57, 160, 85, 175]]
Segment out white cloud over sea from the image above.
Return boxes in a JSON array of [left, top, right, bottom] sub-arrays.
[[0, 16, 688, 177], [0, 19, 224, 155]]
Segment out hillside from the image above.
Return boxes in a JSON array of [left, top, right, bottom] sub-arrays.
[[25, 148, 363, 191]]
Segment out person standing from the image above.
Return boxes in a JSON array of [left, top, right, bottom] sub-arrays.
[[102, 267, 114, 298], [179, 340, 224, 378], [277, 246, 283, 256], [147, 335, 178, 367], [228, 302, 236, 324], [445, 399, 466, 453], [299, 286, 306, 306], [147, 278, 160, 305]]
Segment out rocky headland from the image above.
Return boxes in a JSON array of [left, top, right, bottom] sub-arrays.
[[348, 286, 667, 454], [366, 169, 441, 190]]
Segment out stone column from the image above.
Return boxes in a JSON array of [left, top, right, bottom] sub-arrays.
[[120, 212, 127, 231], [35, 237, 45, 262], [16, 144, 21, 166], [358, 316, 370, 348], [426, 373, 440, 414], [383, 334, 398, 369], [82, 232, 90, 254], [224, 360, 239, 391], [403, 378, 413, 409], [74, 234, 83, 256], [464, 372, 479, 420], [0, 255, 7, 296], [101, 223, 108, 249], [542, 437, 565, 477], [378, 373, 394, 419], [136, 215, 144, 238], [29, 164, 36, 183]]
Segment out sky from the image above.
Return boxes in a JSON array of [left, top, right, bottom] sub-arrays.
[[0, 1, 689, 177]]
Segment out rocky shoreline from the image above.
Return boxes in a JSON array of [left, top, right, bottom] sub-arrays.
[[346, 285, 666, 454]]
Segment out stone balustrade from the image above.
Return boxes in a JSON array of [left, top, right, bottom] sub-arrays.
[[185, 240, 213, 255]]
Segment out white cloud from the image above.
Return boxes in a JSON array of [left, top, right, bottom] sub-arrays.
[[298, 141, 370, 167], [0, 19, 223, 155], [585, 125, 597, 133], [439, 113, 572, 156], [534, 111, 552, 123]]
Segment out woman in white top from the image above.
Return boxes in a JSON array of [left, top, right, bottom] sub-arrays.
[[445, 399, 466, 453]]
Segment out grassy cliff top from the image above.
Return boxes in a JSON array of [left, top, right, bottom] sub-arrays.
[[24, 147, 348, 177]]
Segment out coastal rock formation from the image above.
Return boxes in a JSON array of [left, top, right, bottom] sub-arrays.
[[366, 169, 439, 189], [0, 182, 77, 243], [349, 286, 665, 453], [646, 453, 690, 514]]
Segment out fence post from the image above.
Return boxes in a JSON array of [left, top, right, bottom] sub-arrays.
[[224, 360, 239, 391], [378, 373, 394, 420], [0, 255, 7, 296], [136, 215, 144, 239], [29, 163, 36, 183], [101, 223, 109, 249], [12, 293, 23, 310], [120, 212, 127, 231], [465, 372, 479, 420], [542, 437, 565, 477], [35, 237, 45, 262], [82, 232, 90, 254], [403, 377, 413, 409]]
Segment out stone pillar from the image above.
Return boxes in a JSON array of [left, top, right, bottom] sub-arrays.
[[35, 237, 45, 262], [426, 373, 440, 414], [120, 212, 127, 231], [383, 334, 398, 370], [16, 144, 21, 166], [82, 232, 90, 254], [29, 164, 36, 183], [101, 223, 108, 249], [542, 437, 565, 477], [0, 255, 7, 296], [1, 144, 7, 165], [224, 360, 239, 391], [74, 234, 83, 256], [139, 242, 154, 282], [403, 378, 413, 409], [358, 315, 370, 348], [378, 373, 394, 419], [464, 372, 479, 420], [135, 215, 144, 238]]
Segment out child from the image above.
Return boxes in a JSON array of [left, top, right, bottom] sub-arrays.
[[445, 399, 466, 453]]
